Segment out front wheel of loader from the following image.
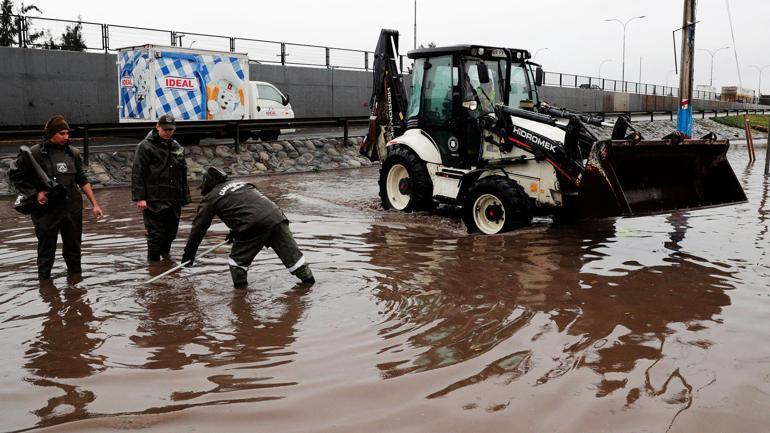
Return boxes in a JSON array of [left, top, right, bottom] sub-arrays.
[[463, 177, 533, 234], [379, 146, 433, 212]]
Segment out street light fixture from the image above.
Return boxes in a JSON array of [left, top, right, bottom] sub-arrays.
[[605, 15, 646, 89], [697, 46, 730, 87], [598, 59, 612, 79], [748, 64, 770, 97], [533, 47, 548, 60]]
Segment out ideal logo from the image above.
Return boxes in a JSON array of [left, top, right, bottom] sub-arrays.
[[163, 76, 196, 91], [512, 126, 557, 153], [120, 77, 134, 88]]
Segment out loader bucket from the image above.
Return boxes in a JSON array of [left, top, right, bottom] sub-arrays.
[[578, 138, 747, 218]]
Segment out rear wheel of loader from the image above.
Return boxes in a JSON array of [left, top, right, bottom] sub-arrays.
[[379, 147, 433, 212], [463, 177, 532, 234]]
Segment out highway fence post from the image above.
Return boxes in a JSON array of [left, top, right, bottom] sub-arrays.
[[743, 114, 756, 163], [233, 121, 240, 154], [765, 116, 770, 175], [343, 119, 349, 146], [81, 127, 90, 165]]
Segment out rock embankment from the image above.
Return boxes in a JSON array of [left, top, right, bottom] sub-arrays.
[[0, 136, 373, 194], [588, 118, 767, 141], [0, 118, 762, 195]]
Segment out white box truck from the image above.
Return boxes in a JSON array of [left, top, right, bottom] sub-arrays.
[[117, 44, 294, 143]]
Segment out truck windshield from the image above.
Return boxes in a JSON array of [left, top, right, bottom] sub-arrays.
[[508, 63, 536, 108]]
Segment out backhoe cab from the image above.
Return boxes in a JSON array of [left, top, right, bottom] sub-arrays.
[[361, 29, 746, 235]]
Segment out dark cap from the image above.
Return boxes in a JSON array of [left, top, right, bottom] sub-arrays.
[[158, 114, 176, 129], [44, 115, 70, 138]]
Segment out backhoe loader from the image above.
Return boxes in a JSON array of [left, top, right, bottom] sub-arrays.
[[360, 29, 746, 234]]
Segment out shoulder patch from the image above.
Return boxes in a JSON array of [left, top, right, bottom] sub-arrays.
[[219, 181, 247, 196]]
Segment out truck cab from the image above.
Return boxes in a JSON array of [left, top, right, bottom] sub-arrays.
[[248, 81, 295, 140]]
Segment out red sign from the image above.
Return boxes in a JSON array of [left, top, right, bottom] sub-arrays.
[[163, 76, 196, 91], [120, 77, 134, 88]]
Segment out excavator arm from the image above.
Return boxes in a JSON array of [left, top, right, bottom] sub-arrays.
[[359, 29, 409, 162]]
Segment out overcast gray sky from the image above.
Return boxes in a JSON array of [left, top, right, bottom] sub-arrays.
[[24, 0, 770, 93]]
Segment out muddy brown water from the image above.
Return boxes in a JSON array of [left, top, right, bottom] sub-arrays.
[[1, 148, 769, 433]]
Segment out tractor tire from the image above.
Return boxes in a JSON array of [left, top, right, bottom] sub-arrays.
[[463, 176, 533, 234], [379, 146, 433, 212]]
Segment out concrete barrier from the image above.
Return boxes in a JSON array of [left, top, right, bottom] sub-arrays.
[[0, 46, 766, 126]]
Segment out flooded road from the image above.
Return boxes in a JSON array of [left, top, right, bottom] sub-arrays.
[[1, 148, 769, 433]]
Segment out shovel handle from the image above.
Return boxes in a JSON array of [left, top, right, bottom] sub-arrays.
[[143, 239, 229, 285]]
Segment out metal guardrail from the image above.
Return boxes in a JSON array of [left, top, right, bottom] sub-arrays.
[[2, 13, 751, 102], [0, 116, 370, 164], [542, 71, 729, 102], [4, 14, 402, 71], [593, 108, 768, 121], [3, 109, 768, 164]]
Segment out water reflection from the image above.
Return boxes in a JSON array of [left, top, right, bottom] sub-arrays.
[[24, 277, 105, 427], [366, 216, 734, 414], [131, 279, 206, 370]]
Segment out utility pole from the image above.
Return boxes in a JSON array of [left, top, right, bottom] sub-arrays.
[[413, 0, 417, 50], [677, 0, 697, 137]]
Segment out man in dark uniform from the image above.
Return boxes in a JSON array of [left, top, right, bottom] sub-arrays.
[[9, 115, 105, 280], [131, 114, 191, 261], [182, 167, 315, 289]]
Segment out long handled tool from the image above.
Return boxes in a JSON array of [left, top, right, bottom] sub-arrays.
[[143, 239, 229, 284]]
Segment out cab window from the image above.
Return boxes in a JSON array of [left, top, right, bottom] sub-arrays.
[[421, 55, 454, 124], [257, 84, 283, 103], [462, 58, 503, 115], [407, 59, 424, 119], [508, 64, 532, 108]]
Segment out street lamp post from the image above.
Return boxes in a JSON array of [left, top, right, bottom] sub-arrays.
[[697, 46, 730, 87], [533, 47, 548, 60], [748, 64, 770, 98], [598, 59, 612, 79], [605, 15, 646, 90]]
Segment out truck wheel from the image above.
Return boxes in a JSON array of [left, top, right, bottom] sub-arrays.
[[379, 146, 433, 212], [463, 176, 532, 234]]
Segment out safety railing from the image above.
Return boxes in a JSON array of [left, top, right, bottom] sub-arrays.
[[0, 13, 759, 102], [4, 14, 395, 71], [542, 71, 727, 102], [0, 116, 370, 164]]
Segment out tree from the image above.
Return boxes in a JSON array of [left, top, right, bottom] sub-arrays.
[[0, 0, 42, 47], [59, 15, 85, 51]]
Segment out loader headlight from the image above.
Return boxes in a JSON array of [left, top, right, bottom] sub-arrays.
[[463, 100, 478, 111]]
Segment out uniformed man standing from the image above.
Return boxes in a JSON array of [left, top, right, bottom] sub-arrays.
[[131, 115, 191, 261], [182, 167, 315, 289], [9, 115, 105, 280]]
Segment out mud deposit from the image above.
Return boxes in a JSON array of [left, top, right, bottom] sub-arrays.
[[1, 149, 769, 433]]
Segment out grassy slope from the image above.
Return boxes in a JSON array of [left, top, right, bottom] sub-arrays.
[[711, 114, 770, 132]]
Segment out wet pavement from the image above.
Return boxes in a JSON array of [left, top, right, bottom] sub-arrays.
[[1, 148, 769, 433]]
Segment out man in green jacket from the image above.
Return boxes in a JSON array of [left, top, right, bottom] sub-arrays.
[[182, 167, 315, 289], [131, 114, 191, 261], [9, 115, 104, 280]]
